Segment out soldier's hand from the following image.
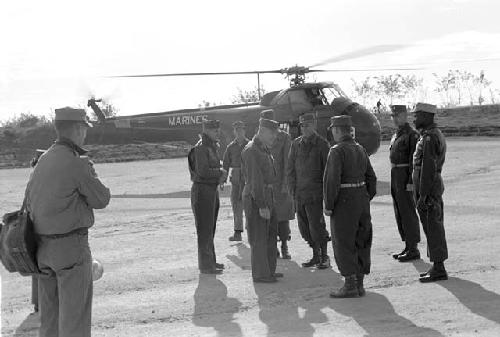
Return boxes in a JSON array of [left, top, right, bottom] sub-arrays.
[[259, 208, 271, 220], [406, 184, 414, 192], [324, 209, 333, 216]]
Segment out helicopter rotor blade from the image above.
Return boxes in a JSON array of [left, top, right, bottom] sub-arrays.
[[309, 44, 409, 68], [309, 66, 422, 73], [109, 70, 282, 78]]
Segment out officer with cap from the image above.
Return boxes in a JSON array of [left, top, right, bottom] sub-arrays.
[[324, 115, 377, 298], [223, 121, 250, 241], [389, 105, 421, 262], [288, 112, 331, 269], [241, 117, 283, 283], [260, 109, 295, 259], [188, 119, 228, 274], [27, 107, 111, 337], [412, 103, 449, 283]]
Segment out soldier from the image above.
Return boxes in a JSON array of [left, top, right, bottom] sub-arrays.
[[288, 112, 331, 269], [324, 115, 377, 298], [412, 103, 449, 283], [260, 109, 295, 259], [389, 105, 421, 262], [27, 107, 111, 337], [241, 118, 282, 283], [223, 121, 249, 242], [188, 120, 228, 274]]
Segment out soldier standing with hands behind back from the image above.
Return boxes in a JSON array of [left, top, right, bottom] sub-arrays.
[[412, 103, 449, 283], [389, 105, 421, 262], [188, 120, 228, 274], [223, 121, 249, 242]]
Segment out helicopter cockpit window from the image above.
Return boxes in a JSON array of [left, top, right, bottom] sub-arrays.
[[306, 88, 327, 106], [323, 87, 344, 105], [275, 90, 313, 110]]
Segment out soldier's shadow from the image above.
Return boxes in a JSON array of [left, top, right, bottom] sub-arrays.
[[412, 260, 500, 325], [228, 243, 445, 337], [192, 274, 243, 337]]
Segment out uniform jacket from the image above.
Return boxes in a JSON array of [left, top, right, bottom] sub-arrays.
[[222, 137, 249, 184], [287, 132, 330, 203], [241, 137, 276, 209], [413, 124, 446, 197], [269, 131, 291, 192], [27, 138, 111, 235], [389, 123, 419, 185], [323, 136, 377, 211], [188, 134, 224, 185]]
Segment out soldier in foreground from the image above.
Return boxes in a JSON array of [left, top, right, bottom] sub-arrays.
[[223, 121, 249, 242], [27, 107, 111, 337], [389, 105, 421, 262], [188, 120, 228, 274], [412, 103, 449, 283], [242, 118, 282, 283], [288, 113, 331, 269], [324, 115, 377, 298], [260, 109, 295, 259]]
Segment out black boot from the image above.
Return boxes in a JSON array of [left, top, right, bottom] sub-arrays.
[[419, 261, 448, 283], [228, 230, 242, 242], [302, 246, 320, 267], [281, 241, 291, 259], [356, 274, 366, 297], [330, 275, 359, 298], [398, 243, 420, 262], [317, 242, 330, 269]]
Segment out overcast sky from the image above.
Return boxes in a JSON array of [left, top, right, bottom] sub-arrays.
[[1, 0, 500, 121]]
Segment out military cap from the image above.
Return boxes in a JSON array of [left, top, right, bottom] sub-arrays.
[[202, 119, 221, 129], [260, 109, 274, 119], [329, 115, 353, 128], [54, 107, 92, 127], [299, 113, 316, 125], [390, 105, 407, 116], [259, 118, 279, 131], [232, 121, 246, 129], [412, 102, 437, 114]]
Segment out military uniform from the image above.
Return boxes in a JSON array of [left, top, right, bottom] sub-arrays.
[[324, 116, 376, 298], [27, 107, 111, 337], [241, 119, 279, 282], [188, 122, 226, 273], [223, 126, 249, 237], [412, 104, 448, 278], [288, 121, 331, 267], [389, 105, 421, 261]]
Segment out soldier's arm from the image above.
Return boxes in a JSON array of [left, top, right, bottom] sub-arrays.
[[407, 132, 419, 184], [319, 138, 330, 174], [194, 146, 223, 179], [282, 133, 292, 188], [286, 141, 297, 197], [365, 152, 377, 200], [245, 150, 267, 208], [419, 135, 438, 197], [76, 158, 111, 209], [323, 148, 341, 211]]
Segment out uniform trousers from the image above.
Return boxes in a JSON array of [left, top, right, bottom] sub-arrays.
[[296, 199, 329, 247], [230, 182, 244, 232], [416, 194, 448, 262], [191, 183, 220, 271], [243, 194, 277, 279], [37, 232, 93, 337], [330, 188, 372, 276], [391, 168, 420, 245]]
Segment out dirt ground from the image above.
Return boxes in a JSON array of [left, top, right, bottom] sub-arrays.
[[1, 138, 500, 337]]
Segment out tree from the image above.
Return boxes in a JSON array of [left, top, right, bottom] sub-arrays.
[[374, 74, 404, 104], [351, 77, 375, 105], [231, 87, 266, 104]]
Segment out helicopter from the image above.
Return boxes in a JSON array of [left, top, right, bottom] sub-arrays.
[[86, 45, 415, 155]]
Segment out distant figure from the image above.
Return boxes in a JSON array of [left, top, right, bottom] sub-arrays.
[[376, 99, 382, 114], [389, 105, 421, 262], [324, 115, 377, 298], [223, 121, 249, 242], [241, 118, 282, 283], [188, 119, 228, 274], [412, 103, 449, 283]]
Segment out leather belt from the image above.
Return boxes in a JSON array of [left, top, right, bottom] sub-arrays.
[[37, 227, 88, 239], [340, 182, 365, 188], [391, 163, 410, 168]]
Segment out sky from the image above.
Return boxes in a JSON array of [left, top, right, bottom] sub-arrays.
[[1, 0, 500, 121]]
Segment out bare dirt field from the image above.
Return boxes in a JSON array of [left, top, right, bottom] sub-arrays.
[[2, 137, 500, 337]]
